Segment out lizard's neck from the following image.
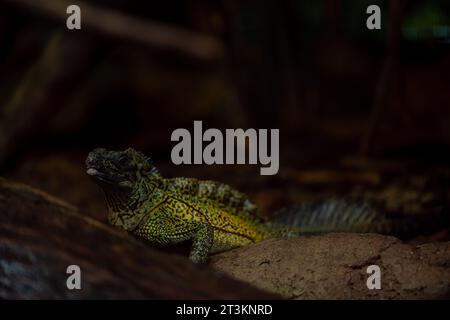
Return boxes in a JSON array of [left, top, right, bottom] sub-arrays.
[[102, 175, 164, 231]]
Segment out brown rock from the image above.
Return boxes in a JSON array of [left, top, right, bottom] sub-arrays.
[[211, 234, 450, 299]]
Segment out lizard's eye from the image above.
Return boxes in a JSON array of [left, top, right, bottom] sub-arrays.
[[114, 155, 135, 171]]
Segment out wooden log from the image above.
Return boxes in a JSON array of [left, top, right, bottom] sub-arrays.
[[0, 178, 276, 299]]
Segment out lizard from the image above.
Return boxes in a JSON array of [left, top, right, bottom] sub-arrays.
[[85, 147, 448, 263]]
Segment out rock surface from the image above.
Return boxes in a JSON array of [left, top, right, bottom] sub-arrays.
[[212, 234, 450, 299]]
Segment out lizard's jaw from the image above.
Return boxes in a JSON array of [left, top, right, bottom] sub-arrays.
[[86, 166, 127, 185]]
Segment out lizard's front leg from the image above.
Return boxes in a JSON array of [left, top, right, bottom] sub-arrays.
[[189, 223, 214, 264], [133, 206, 214, 263]]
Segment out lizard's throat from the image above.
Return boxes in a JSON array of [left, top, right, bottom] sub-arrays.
[[101, 181, 158, 231], [102, 186, 143, 230]]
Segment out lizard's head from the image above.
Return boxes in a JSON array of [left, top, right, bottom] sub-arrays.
[[86, 148, 160, 230], [86, 148, 158, 190]]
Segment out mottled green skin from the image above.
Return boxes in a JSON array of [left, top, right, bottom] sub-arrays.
[[133, 177, 281, 263], [86, 148, 282, 263]]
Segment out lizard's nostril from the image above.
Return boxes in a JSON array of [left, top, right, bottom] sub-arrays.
[[86, 148, 107, 164]]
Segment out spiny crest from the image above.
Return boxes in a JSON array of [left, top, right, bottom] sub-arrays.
[[125, 148, 159, 176]]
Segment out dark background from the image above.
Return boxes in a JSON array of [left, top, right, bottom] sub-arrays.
[[0, 0, 449, 241]]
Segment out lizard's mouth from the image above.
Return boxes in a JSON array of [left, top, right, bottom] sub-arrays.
[[86, 166, 125, 185]]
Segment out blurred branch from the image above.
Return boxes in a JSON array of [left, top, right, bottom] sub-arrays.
[[283, 168, 381, 186], [0, 0, 223, 62], [0, 31, 99, 168], [360, 0, 408, 154]]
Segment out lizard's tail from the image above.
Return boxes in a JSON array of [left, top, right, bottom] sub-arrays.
[[268, 198, 449, 239]]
